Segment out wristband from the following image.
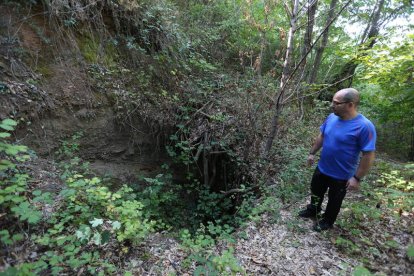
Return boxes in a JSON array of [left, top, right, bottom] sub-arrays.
[[353, 175, 361, 182]]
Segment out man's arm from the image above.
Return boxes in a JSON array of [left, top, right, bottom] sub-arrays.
[[307, 133, 323, 166], [347, 151, 375, 191]]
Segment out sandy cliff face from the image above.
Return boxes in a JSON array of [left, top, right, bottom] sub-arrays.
[[0, 3, 170, 182]]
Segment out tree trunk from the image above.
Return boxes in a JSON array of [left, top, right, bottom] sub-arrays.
[[308, 0, 338, 84], [297, 0, 318, 118], [360, 0, 385, 47], [256, 22, 268, 76], [279, 0, 299, 100], [263, 0, 353, 155], [203, 131, 209, 188], [264, 0, 299, 155], [300, 0, 318, 74]]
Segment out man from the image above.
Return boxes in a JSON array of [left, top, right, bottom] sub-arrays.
[[299, 88, 376, 231]]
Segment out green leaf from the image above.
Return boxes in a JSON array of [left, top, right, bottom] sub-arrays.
[[0, 132, 11, 138], [1, 267, 19, 276], [0, 124, 13, 131], [2, 119, 17, 126], [353, 266, 373, 276], [11, 201, 42, 224], [111, 221, 121, 230], [32, 190, 42, 196], [76, 230, 86, 240], [56, 236, 67, 246], [92, 232, 102, 245], [90, 218, 104, 228], [101, 230, 111, 244], [0, 230, 12, 245], [5, 147, 18, 155], [5, 145, 27, 155], [12, 233, 24, 242], [76, 226, 91, 241], [15, 145, 27, 152], [0, 159, 15, 170], [407, 244, 414, 258]]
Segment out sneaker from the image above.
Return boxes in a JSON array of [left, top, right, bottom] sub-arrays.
[[298, 208, 320, 218], [313, 219, 333, 232]]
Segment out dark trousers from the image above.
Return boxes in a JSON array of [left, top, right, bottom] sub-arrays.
[[307, 167, 347, 225]]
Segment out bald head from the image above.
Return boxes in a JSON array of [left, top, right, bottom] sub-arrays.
[[336, 88, 360, 106]]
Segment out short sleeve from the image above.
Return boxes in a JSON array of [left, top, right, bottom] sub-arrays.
[[359, 120, 376, 152], [320, 113, 333, 135]]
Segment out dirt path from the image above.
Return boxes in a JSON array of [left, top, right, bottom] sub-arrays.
[[233, 211, 358, 275], [142, 207, 360, 275], [145, 191, 412, 275]]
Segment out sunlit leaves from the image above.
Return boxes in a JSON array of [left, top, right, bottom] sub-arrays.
[[357, 34, 414, 103], [90, 218, 104, 228], [0, 159, 15, 171], [111, 220, 121, 230]]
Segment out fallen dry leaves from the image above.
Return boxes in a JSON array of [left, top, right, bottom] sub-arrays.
[[135, 198, 413, 275]]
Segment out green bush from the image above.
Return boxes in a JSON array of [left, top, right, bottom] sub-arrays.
[[0, 119, 41, 226]]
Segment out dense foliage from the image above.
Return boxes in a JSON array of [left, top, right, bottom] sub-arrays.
[[0, 0, 413, 274], [356, 34, 414, 159]]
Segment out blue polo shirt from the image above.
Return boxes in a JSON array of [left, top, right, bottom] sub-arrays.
[[318, 113, 376, 180]]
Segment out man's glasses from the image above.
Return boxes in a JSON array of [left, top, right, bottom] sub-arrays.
[[332, 101, 350, 106]]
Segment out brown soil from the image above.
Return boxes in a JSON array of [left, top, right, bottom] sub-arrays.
[[1, 3, 169, 182]]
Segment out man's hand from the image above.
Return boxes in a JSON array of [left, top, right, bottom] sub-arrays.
[[307, 154, 315, 167], [346, 176, 360, 191]]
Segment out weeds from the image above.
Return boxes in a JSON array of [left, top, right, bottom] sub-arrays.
[[330, 160, 414, 273], [180, 222, 243, 275]]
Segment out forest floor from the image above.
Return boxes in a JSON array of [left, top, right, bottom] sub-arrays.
[[148, 210, 360, 275], [138, 159, 414, 276], [149, 205, 413, 276], [3, 152, 413, 275]]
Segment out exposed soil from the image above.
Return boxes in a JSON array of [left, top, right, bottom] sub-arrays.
[[1, 5, 169, 179]]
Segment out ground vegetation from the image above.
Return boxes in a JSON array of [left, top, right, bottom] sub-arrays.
[[0, 0, 413, 275]]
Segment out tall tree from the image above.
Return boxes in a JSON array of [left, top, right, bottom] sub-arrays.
[[263, 0, 352, 155], [264, 0, 300, 155], [308, 0, 338, 84], [300, 0, 318, 74]]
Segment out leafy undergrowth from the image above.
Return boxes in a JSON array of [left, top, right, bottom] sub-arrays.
[[330, 159, 414, 275], [230, 157, 414, 275], [0, 119, 251, 275], [1, 120, 157, 275], [1, 118, 413, 275]]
